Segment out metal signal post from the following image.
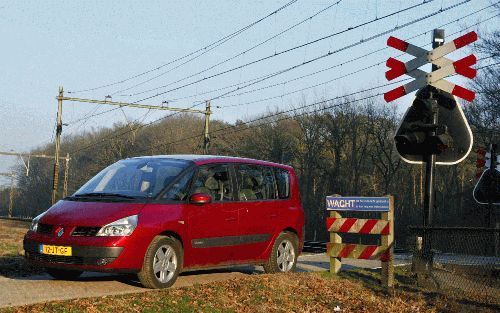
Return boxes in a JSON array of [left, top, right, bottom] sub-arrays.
[[422, 30, 445, 266], [422, 92, 438, 266]]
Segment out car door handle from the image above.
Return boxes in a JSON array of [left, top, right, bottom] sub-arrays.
[[225, 217, 237, 222]]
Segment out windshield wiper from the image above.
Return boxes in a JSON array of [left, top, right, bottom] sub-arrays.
[[73, 192, 138, 199]]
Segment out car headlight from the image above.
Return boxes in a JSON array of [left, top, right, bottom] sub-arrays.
[[96, 215, 138, 237], [30, 211, 47, 232]]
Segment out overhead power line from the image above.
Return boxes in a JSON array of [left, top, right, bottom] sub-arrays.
[[130, 0, 440, 102], [218, 19, 500, 109], [159, 5, 499, 105], [135, 61, 499, 154], [110, 0, 344, 97], [201, 0, 475, 102], [67, 0, 299, 94], [66, 0, 489, 129], [67, 0, 478, 154]]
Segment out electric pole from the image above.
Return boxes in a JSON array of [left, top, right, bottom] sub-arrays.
[[52, 86, 63, 204], [0, 172, 15, 218], [204, 100, 211, 155], [47, 88, 213, 202], [0, 151, 71, 200], [57, 90, 212, 156]]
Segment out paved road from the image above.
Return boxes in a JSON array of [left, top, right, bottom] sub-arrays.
[[0, 254, 409, 308]]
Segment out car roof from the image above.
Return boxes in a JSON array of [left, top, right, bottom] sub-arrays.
[[130, 154, 292, 170]]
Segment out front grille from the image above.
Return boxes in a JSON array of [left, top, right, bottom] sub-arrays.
[[31, 252, 84, 265], [71, 226, 100, 237], [28, 252, 115, 266], [37, 224, 53, 235]]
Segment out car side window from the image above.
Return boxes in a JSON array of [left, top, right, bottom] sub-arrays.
[[236, 165, 277, 201], [162, 170, 194, 201], [275, 168, 290, 199], [262, 166, 277, 200], [191, 165, 234, 202]]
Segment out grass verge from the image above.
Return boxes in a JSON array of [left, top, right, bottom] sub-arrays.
[[0, 219, 42, 277]]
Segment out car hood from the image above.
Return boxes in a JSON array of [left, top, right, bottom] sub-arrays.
[[40, 200, 146, 227]]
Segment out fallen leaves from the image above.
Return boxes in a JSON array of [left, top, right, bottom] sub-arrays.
[[1, 272, 454, 313]]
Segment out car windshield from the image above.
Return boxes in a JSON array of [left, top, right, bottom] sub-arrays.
[[73, 158, 191, 198]]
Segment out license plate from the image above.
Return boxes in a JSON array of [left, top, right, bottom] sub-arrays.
[[39, 244, 72, 256]]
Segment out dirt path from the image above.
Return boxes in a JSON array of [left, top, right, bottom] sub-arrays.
[[0, 269, 251, 308]]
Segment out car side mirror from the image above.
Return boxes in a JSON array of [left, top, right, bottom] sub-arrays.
[[190, 193, 212, 205]]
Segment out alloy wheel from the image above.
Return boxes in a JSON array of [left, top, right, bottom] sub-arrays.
[[153, 244, 178, 283], [276, 239, 295, 272]]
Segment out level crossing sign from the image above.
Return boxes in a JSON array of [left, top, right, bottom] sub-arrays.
[[326, 196, 390, 212], [387, 30, 476, 165], [384, 31, 477, 103]]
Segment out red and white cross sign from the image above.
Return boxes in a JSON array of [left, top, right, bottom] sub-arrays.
[[384, 31, 477, 102]]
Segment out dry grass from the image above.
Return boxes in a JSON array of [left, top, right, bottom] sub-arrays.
[[0, 219, 42, 277], [1, 272, 442, 313]]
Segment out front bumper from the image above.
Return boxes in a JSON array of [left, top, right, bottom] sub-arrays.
[[24, 240, 123, 268], [23, 230, 148, 273]]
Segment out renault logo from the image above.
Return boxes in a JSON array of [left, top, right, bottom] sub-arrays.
[[56, 227, 64, 238]]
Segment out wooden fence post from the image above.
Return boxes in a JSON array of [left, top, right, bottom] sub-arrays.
[[330, 210, 342, 274], [381, 195, 394, 288]]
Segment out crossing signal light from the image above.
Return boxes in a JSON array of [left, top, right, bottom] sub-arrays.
[[473, 144, 499, 204], [394, 86, 473, 165], [475, 146, 500, 179], [476, 148, 486, 179], [476, 148, 487, 166], [394, 87, 453, 156], [476, 159, 486, 168]]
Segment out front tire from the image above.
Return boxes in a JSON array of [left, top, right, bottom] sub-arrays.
[[263, 232, 298, 273], [45, 268, 83, 280], [138, 236, 182, 289]]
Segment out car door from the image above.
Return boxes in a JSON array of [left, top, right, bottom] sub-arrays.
[[234, 164, 278, 261], [185, 163, 240, 267]]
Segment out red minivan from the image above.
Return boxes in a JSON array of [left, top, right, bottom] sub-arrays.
[[24, 155, 304, 288]]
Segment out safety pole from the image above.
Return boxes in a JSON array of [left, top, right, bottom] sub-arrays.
[[204, 100, 211, 155], [52, 86, 63, 204]]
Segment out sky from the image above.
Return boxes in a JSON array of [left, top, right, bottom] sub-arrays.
[[0, 0, 498, 184]]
